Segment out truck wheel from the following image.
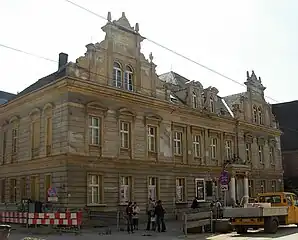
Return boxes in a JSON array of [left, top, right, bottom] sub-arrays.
[[264, 217, 278, 234], [235, 226, 247, 234]]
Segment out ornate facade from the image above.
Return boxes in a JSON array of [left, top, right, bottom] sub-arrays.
[[0, 12, 283, 216]]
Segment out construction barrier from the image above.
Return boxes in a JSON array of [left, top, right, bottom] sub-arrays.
[[0, 211, 82, 227]]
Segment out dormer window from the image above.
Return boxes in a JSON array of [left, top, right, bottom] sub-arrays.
[[124, 66, 133, 91], [192, 92, 198, 109], [258, 107, 263, 124], [253, 106, 257, 123], [113, 62, 122, 88], [210, 97, 215, 113]]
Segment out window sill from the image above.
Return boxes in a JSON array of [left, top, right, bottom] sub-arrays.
[[175, 201, 187, 205], [86, 203, 107, 207]]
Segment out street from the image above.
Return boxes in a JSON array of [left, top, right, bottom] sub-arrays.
[[7, 225, 298, 240]]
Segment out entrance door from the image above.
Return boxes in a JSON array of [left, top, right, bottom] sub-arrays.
[[236, 177, 244, 203], [285, 194, 296, 224]]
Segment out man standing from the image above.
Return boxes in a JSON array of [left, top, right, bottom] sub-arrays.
[[146, 198, 155, 231], [154, 200, 166, 232], [126, 202, 134, 234]]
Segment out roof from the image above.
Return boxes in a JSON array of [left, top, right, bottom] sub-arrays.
[[272, 101, 298, 151], [0, 91, 16, 104]]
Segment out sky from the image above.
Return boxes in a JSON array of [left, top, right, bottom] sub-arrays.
[[0, 0, 297, 104]]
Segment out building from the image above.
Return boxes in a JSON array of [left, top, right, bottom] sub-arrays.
[[0, 12, 283, 216], [272, 101, 298, 193], [0, 91, 16, 105]]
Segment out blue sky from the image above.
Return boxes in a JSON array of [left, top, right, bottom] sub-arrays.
[[0, 0, 297, 103]]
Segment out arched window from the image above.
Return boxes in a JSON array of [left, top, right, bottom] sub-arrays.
[[210, 97, 215, 113], [192, 92, 197, 108], [113, 62, 122, 87], [124, 65, 133, 91], [253, 106, 257, 123], [258, 107, 263, 124]]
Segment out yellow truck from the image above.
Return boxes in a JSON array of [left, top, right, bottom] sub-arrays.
[[223, 192, 298, 234]]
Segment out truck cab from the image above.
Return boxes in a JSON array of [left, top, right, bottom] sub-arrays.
[[224, 192, 298, 234]]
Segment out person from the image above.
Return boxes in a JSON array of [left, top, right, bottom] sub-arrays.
[[132, 202, 140, 230], [215, 199, 222, 218], [126, 201, 134, 234], [191, 197, 199, 209], [146, 198, 156, 231], [154, 200, 166, 232]]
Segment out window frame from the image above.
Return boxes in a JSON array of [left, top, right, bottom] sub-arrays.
[[192, 92, 198, 109], [195, 178, 206, 202], [147, 125, 157, 153], [245, 143, 252, 163], [257, 107, 263, 124], [87, 174, 103, 205], [225, 140, 232, 160], [258, 145, 264, 164], [113, 62, 122, 88], [173, 131, 182, 155], [148, 176, 159, 201], [193, 135, 201, 158], [124, 65, 134, 91], [269, 146, 275, 165], [210, 138, 217, 159], [176, 177, 186, 203], [88, 115, 101, 146], [210, 97, 215, 113], [120, 121, 131, 149], [119, 176, 132, 205], [253, 106, 258, 123]]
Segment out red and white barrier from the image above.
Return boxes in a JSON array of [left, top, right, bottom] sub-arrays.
[[0, 211, 82, 226]]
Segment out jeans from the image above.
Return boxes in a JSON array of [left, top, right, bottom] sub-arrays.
[[127, 215, 133, 233], [146, 211, 155, 230], [133, 218, 138, 230], [156, 215, 166, 232]]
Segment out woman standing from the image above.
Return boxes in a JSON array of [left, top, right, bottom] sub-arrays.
[[132, 202, 140, 230]]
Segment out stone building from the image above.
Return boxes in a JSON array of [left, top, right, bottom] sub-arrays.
[[0, 12, 283, 216], [272, 101, 298, 193]]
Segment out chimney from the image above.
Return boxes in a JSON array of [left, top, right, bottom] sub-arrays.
[[58, 52, 68, 70]]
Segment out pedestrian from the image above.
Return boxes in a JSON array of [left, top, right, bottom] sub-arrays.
[[191, 197, 199, 209], [154, 200, 166, 232], [132, 202, 140, 230], [146, 198, 156, 231], [126, 201, 134, 234]]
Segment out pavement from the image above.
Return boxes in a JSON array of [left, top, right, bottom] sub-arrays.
[[7, 224, 298, 240]]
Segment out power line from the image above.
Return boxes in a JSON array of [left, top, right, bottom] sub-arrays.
[[63, 0, 280, 103], [1, 42, 296, 136]]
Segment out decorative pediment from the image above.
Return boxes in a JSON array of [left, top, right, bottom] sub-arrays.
[[143, 113, 163, 125], [117, 107, 136, 117], [244, 133, 253, 143], [9, 115, 20, 124], [257, 137, 265, 146], [86, 101, 108, 112], [29, 108, 41, 118], [43, 103, 55, 113]]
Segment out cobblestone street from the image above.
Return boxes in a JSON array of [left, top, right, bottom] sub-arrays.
[[8, 225, 298, 240]]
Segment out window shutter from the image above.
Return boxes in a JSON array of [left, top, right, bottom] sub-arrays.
[[148, 185, 156, 200]]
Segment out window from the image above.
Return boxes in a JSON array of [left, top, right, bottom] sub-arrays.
[[32, 120, 41, 152], [176, 178, 186, 202], [89, 116, 100, 145], [245, 143, 252, 163], [248, 180, 254, 197], [10, 179, 17, 203], [210, 138, 217, 159], [210, 97, 215, 113], [113, 62, 122, 87], [148, 126, 157, 152], [120, 121, 130, 149], [148, 177, 158, 201], [20, 177, 26, 199], [12, 128, 18, 154], [258, 107, 262, 124], [2, 131, 7, 164], [261, 180, 266, 193], [192, 92, 198, 109], [46, 116, 52, 155], [195, 178, 205, 201], [271, 180, 276, 192], [87, 174, 102, 204], [30, 176, 39, 201], [0, 179, 5, 203], [124, 66, 133, 91], [253, 106, 257, 123], [206, 181, 213, 197], [258, 145, 264, 164], [173, 131, 182, 155], [120, 176, 132, 204], [225, 140, 232, 160], [269, 147, 275, 164], [193, 135, 201, 158], [44, 175, 52, 200]]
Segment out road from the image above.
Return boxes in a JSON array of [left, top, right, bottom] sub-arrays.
[[8, 226, 298, 240]]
